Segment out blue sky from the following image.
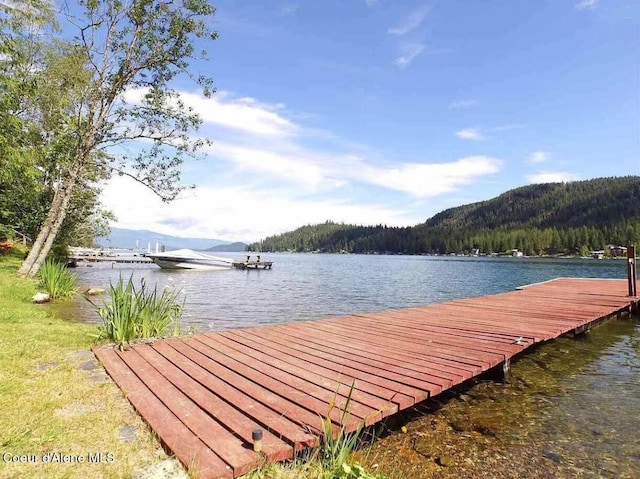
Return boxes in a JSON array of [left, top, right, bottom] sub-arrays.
[[100, 0, 639, 242]]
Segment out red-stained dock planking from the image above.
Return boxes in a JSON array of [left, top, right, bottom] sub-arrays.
[[94, 277, 639, 479]]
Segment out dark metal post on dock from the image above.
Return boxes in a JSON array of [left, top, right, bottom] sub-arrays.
[[627, 245, 637, 297]]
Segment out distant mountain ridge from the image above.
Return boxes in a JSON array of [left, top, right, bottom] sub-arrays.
[[248, 176, 640, 255], [96, 227, 237, 250], [205, 242, 248, 252]]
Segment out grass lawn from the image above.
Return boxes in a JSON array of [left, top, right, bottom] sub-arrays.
[[0, 249, 169, 479]]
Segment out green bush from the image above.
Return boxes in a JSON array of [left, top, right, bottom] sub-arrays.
[[38, 259, 78, 299], [90, 275, 183, 349], [0, 224, 15, 241]]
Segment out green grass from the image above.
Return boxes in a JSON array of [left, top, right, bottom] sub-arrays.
[[0, 249, 165, 479], [38, 259, 78, 299], [89, 275, 183, 349]]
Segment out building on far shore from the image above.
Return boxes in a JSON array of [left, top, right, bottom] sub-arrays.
[[608, 245, 627, 257]]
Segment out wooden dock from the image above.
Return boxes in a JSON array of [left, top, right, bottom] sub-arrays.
[[94, 277, 639, 479], [68, 255, 153, 265]]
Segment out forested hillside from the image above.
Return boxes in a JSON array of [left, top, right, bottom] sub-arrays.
[[248, 176, 640, 256]]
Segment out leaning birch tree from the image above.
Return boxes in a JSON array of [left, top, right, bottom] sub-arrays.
[[17, 0, 218, 276]]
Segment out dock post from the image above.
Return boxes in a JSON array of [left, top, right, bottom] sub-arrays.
[[627, 245, 637, 297]]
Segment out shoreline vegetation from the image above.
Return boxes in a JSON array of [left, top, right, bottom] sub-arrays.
[[247, 177, 640, 256]]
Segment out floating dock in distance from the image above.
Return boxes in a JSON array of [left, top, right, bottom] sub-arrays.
[[232, 256, 273, 270], [94, 277, 639, 479]]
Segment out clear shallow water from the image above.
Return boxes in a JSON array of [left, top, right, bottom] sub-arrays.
[[63, 254, 625, 331], [358, 319, 640, 479]]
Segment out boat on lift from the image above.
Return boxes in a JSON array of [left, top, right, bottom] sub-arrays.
[[145, 249, 234, 270]]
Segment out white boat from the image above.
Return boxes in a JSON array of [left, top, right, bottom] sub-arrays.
[[145, 249, 234, 270]]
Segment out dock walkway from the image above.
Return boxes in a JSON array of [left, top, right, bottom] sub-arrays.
[[94, 277, 639, 479]]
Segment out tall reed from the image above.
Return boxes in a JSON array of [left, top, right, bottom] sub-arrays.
[[89, 275, 183, 349], [320, 382, 364, 469], [38, 259, 77, 299]]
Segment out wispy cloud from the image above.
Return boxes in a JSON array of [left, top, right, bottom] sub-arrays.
[[491, 123, 524, 132], [358, 156, 502, 197], [456, 128, 485, 141], [528, 151, 549, 164], [394, 43, 425, 68], [448, 99, 478, 110], [365, 0, 378, 6], [388, 5, 429, 36], [575, 0, 599, 10], [206, 141, 502, 198], [454, 124, 522, 140], [123, 89, 297, 137], [526, 171, 581, 183]]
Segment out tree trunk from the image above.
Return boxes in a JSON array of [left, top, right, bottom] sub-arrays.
[[18, 189, 65, 276], [18, 163, 81, 277]]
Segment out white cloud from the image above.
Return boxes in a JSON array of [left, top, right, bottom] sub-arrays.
[[528, 151, 549, 164], [456, 128, 485, 141], [206, 140, 501, 198], [526, 171, 581, 183], [388, 6, 429, 36], [206, 142, 327, 187], [448, 99, 478, 110], [101, 177, 417, 242], [394, 43, 425, 68], [123, 89, 297, 137], [358, 156, 502, 197], [575, 0, 598, 10]]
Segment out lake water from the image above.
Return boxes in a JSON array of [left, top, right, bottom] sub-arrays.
[[66, 254, 626, 331], [63, 254, 639, 477]]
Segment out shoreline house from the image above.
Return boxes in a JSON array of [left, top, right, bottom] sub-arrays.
[[608, 245, 627, 257]]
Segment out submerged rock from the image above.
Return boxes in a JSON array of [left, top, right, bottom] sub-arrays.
[[33, 292, 50, 303]]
